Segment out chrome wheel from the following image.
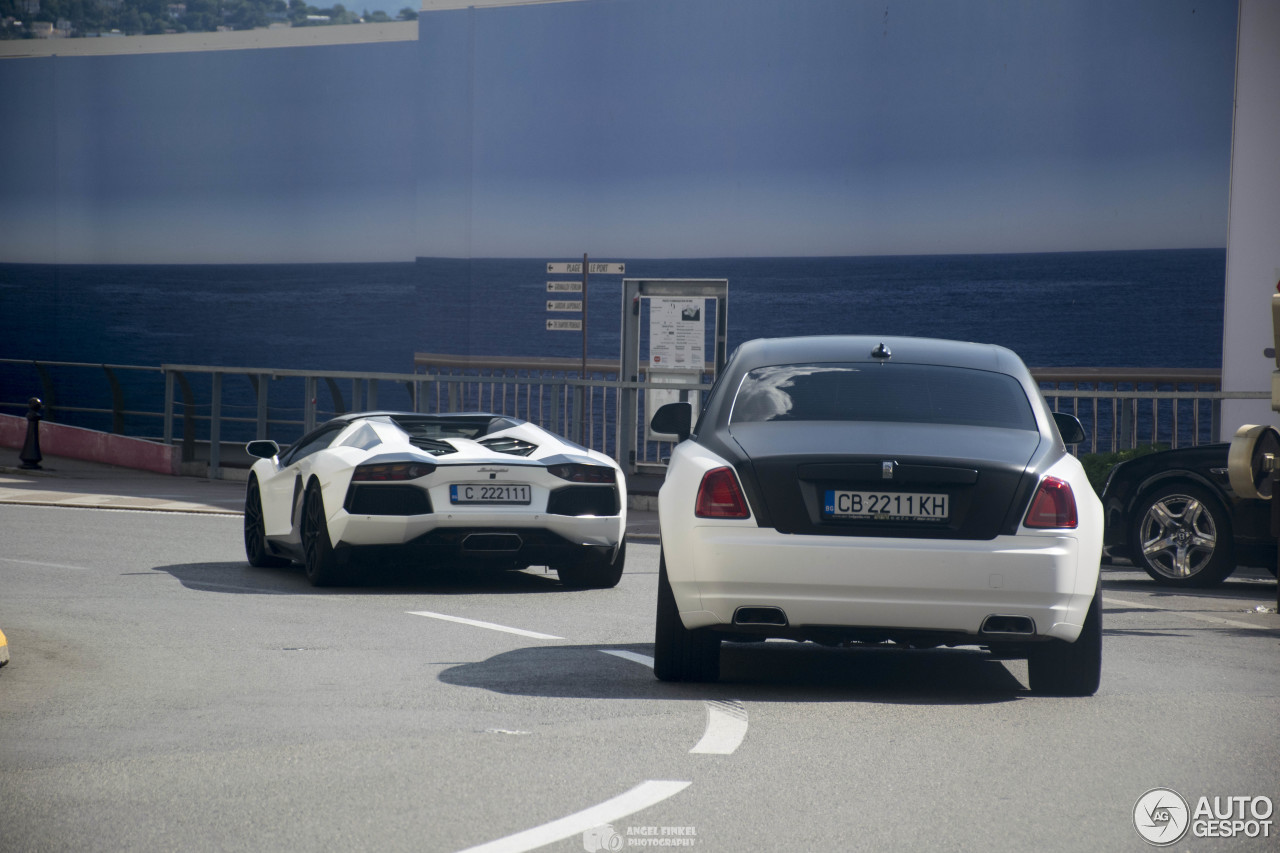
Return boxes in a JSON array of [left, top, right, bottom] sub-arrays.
[[1131, 483, 1234, 587]]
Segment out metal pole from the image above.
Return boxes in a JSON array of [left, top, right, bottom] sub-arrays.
[[581, 252, 589, 382], [209, 372, 222, 479], [581, 252, 589, 444]]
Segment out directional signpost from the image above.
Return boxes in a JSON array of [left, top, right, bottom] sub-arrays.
[[544, 255, 625, 379]]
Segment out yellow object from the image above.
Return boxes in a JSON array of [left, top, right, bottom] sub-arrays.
[[0, 628, 8, 667]]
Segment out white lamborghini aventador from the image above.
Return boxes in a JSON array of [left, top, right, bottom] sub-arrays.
[[243, 412, 627, 587]]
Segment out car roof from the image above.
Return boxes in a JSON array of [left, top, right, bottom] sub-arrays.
[[728, 335, 1029, 376]]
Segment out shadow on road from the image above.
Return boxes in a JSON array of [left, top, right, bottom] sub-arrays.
[[148, 559, 579, 596], [438, 641, 1029, 705]]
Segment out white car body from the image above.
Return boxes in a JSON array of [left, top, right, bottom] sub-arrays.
[[652, 335, 1104, 694], [244, 412, 626, 587], [660, 438, 1101, 641]]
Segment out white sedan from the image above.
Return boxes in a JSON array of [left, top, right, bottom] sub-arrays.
[[243, 412, 626, 587], [651, 335, 1103, 696]]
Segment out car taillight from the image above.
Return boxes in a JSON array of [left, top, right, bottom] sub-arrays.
[[548, 463, 616, 484], [351, 462, 436, 481], [1024, 476, 1078, 529], [695, 467, 751, 519]]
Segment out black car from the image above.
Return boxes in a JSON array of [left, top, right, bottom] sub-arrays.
[[1100, 444, 1277, 587]]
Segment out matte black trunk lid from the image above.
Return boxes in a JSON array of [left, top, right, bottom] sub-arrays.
[[729, 422, 1042, 540]]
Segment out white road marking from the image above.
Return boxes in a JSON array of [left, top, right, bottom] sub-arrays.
[[601, 649, 655, 667], [454, 779, 692, 853], [689, 700, 749, 755], [0, 556, 92, 571], [407, 610, 564, 640], [598, 650, 749, 756], [1104, 595, 1278, 632]]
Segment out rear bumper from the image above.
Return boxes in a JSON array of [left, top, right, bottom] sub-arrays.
[[664, 527, 1098, 643], [332, 508, 623, 546]]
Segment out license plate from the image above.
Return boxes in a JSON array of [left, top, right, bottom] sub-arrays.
[[450, 484, 531, 505], [823, 490, 949, 522]]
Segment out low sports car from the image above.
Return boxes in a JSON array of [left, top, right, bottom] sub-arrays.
[[651, 336, 1104, 695], [242, 412, 627, 587]]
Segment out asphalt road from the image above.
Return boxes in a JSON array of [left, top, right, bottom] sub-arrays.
[[1, 504, 1277, 852]]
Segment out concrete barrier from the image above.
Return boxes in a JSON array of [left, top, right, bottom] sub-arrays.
[[0, 413, 179, 476]]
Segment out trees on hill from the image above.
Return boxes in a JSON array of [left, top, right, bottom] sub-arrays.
[[0, 0, 418, 38]]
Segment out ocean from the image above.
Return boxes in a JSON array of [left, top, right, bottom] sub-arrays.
[[0, 249, 1226, 438]]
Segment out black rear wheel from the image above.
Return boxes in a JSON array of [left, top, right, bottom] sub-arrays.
[[244, 477, 289, 568], [302, 485, 343, 587], [1026, 585, 1102, 696], [556, 539, 626, 589], [653, 552, 720, 682]]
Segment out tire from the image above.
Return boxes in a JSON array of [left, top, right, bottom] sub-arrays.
[[301, 484, 343, 587], [653, 552, 720, 682], [1129, 482, 1235, 588], [556, 539, 626, 589], [1027, 585, 1102, 696], [244, 477, 289, 568]]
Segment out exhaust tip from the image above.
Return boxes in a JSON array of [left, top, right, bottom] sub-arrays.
[[980, 615, 1036, 635], [461, 533, 523, 553], [734, 606, 788, 627]]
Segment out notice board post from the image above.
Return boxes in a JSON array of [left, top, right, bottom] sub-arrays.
[[618, 278, 728, 475]]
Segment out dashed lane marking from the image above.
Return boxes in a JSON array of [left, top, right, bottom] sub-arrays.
[[454, 779, 692, 853], [1104, 595, 1279, 633], [0, 556, 92, 571], [689, 700, 749, 755], [600, 649, 655, 668], [407, 610, 564, 640], [599, 650, 749, 756]]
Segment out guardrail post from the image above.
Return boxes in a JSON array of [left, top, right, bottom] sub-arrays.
[[256, 373, 270, 439], [367, 378, 378, 411], [163, 370, 175, 445], [209, 372, 222, 479], [102, 366, 125, 434], [174, 371, 196, 463], [304, 376, 317, 434], [1119, 397, 1135, 450], [571, 383, 585, 446]]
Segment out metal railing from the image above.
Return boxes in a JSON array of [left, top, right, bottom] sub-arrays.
[[2, 357, 1269, 478]]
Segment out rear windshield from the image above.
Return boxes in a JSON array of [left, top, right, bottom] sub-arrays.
[[729, 363, 1037, 431], [388, 416, 491, 441]]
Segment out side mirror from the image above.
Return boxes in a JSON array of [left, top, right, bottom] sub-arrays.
[[246, 440, 280, 460], [651, 401, 693, 443], [1052, 412, 1086, 446]]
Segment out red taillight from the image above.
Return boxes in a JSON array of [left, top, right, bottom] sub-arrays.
[[1024, 476, 1078, 529], [695, 467, 751, 519], [548, 463, 616, 484], [351, 462, 436, 481]]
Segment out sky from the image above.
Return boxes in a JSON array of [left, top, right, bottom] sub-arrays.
[[0, 0, 1240, 263]]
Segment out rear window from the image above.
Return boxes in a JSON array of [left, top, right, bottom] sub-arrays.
[[729, 363, 1037, 431]]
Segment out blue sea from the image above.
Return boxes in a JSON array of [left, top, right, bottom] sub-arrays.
[[0, 249, 1226, 437]]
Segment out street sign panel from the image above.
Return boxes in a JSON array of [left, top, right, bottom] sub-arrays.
[[547, 281, 583, 293], [546, 318, 583, 331], [546, 300, 583, 312], [547, 262, 625, 275]]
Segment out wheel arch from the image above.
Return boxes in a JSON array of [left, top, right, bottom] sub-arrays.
[[1127, 469, 1229, 521]]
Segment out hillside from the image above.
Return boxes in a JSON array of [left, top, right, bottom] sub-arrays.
[[1, 0, 417, 38]]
